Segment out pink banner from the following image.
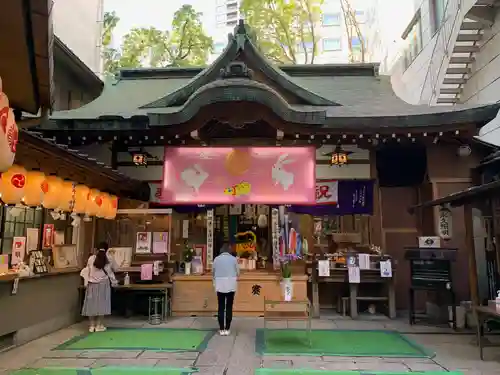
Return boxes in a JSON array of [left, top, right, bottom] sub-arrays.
[[162, 147, 316, 204]]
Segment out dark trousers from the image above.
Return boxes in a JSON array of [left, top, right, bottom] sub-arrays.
[[217, 291, 235, 330]]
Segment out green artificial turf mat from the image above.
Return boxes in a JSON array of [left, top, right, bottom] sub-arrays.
[[8, 369, 81, 375], [55, 328, 215, 351], [256, 370, 463, 375], [255, 329, 434, 358]]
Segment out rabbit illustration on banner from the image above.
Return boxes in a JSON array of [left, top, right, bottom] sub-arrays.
[[272, 154, 295, 191], [180, 164, 209, 193]]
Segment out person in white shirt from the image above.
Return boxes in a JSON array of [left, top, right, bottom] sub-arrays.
[[212, 243, 239, 336], [81, 241, 118, 332]]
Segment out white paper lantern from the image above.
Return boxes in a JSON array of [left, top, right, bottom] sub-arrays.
[[0, 77, 18, 172]]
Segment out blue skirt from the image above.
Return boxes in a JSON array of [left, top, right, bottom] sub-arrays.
[[82, 280, 111, 316]]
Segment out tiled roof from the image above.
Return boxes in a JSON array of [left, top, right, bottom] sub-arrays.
[[47, 20, 500, 130]]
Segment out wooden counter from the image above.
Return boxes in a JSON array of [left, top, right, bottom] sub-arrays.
[[171, 271, 308, 317]]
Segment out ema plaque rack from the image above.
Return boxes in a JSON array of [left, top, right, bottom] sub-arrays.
[[404, 247, 457, 329]]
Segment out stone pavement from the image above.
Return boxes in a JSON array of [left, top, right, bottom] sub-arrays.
[[1, 314, 500, 375]]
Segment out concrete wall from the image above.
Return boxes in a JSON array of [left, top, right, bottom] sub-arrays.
[[53, 0, 104, 76], [0, 273, 81, 346], [391, 0, 480, 104], [53, 48, 103, 111]]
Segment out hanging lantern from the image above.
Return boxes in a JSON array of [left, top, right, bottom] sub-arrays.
[[0, 77, 18, 172], [42, 175, 63, 209], [105, 195, 118, 220], [1, 165, 27, 204], [22, 170, 46, 206], [73, 185, 90, 214], [86, 188, 103, 216], [57, 180, 75, 212], [330, 145, 351, 167], [97, 192, 110, 218]]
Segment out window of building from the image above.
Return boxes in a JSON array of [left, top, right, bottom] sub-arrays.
[[401, 10, 423, 70], [216, 14, 226, 23], [355, 10, 365, 23], [350, 36, 361, 49], [322, 13, 341, 26], [1, 206, 43, 254], [431, 0, 446, 32], [297, 41, 314, 52], [322, 38, 341, 51], [214, 42, 225, 54]]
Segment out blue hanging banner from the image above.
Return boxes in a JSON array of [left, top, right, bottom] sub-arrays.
[[287, 180, 374, 216]]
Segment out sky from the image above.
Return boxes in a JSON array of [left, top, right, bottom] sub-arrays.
[[104, 0, 217, 49]]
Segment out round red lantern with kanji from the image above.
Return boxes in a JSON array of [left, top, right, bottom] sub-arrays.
[[1, 165, 27, 204]]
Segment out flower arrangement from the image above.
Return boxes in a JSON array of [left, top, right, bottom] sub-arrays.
[[278, 253, 300, 280]]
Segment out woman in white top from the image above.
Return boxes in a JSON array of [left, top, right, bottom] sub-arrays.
[[81, 241, 117, 332]]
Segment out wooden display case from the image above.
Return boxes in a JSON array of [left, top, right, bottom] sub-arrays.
[[171, 270, 308, 317]]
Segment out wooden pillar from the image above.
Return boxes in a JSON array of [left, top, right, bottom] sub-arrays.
[[464, 202, 480, 305], [369, 149, 382, 246], [311, 261, 320, 318]]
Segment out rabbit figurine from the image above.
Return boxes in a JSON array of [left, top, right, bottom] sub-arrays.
[[180, 164, 209, 193], [272, 154, 295, 191]]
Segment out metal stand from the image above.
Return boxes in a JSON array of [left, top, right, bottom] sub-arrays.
[[148, 296, 165, 325]]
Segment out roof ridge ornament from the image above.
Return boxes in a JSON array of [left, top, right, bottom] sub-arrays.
[[220, 61, 253, 79]]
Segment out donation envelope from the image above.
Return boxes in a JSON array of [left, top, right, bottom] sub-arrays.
[[380, 260, 393, 278], [318, 260, 330, 277]]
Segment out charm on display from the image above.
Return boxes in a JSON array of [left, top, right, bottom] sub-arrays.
[[206, 209, 214, 268], [329, 145, 351, 167]]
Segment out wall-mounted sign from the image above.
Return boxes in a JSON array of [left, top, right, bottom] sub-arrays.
[[161, 147, 316, 204], [0, 77, 18, 172], [438, 205, 452, 240]]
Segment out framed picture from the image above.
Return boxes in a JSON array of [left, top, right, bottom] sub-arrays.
[[108, 247, 132, 269], [194, 244, 207, 271], [135, 232, 152, 253], [52, 245, 79, 269]]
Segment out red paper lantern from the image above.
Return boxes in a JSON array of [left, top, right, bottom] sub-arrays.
[[22, 170, 46, 206], [73, 185, 90, 214], [86, 189, 103, 216], [1, 165, 27, 204], [105, 195, 119, 219], [57, 180, 75, 212], [42, 175, 63, 209]]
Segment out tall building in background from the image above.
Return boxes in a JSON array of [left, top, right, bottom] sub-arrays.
[[215, 0, 242, 28], [209, 0, 412, 70], [52, 0, 104, 76], [390, 0, 500, 144]]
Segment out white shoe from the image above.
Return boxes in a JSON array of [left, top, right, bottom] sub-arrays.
[[89, 326, 95, 333], [219, 330, 225, 336], [95, 325, 107, 332], [225, 330, 230, 336]]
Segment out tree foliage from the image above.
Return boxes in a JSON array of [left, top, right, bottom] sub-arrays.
[[240, 0, 323, 64], [102, 11, 121, 78], [340, 0, 366, 63], [101, 5, 213, 77]]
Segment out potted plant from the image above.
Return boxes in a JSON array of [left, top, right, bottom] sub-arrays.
[[183, 245, 195, 275], [280, 258, 293, 301]]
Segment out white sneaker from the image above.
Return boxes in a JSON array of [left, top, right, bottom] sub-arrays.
[[219, 330, 225, 336], [95, 325, 107, 332], [89, 326, 95, 333], [225, 330, 230, 336]]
